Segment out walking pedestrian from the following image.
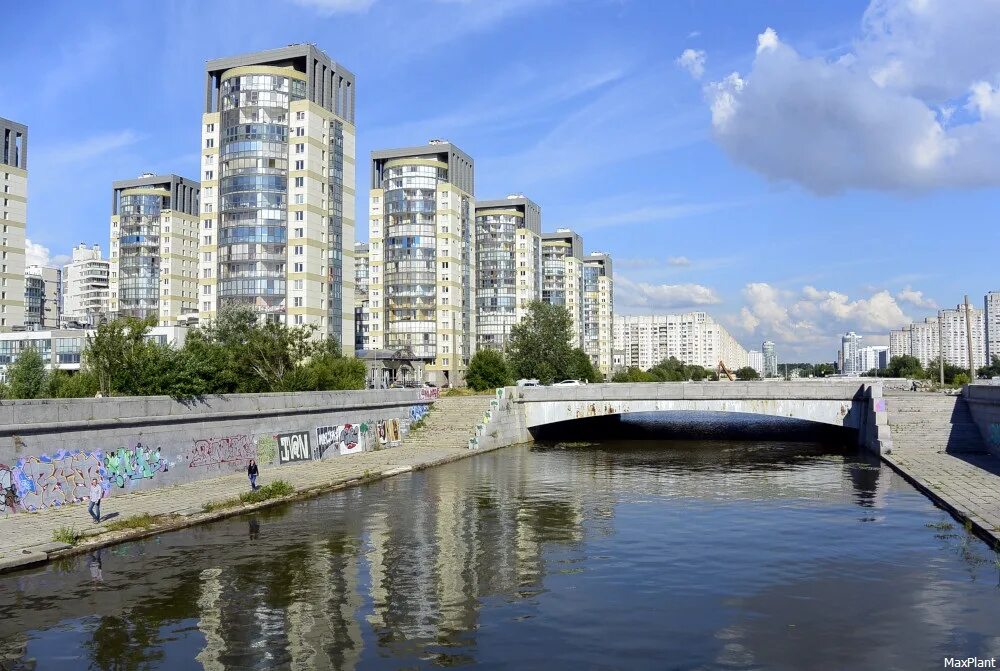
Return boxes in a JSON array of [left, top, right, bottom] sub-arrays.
[[247, 459, 259, 490], [88, 479, 103, 523]]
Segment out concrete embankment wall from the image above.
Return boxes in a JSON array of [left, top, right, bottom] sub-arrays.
[[0, 389, 440, 514], [965, 384, 1000, 457], [467, 387, 532, 451]]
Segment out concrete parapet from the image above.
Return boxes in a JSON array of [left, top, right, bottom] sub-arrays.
[[965, 384, 1000, 457]]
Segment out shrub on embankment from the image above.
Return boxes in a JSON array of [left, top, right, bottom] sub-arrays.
[[0, 306, 366, 401], [203, 480, 295, 512]]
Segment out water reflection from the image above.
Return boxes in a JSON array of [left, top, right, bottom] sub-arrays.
[[0, 440, 998, 670]]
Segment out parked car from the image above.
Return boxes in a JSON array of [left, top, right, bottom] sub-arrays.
[[553, 379, 583, 386], [516, 378, 540, 387]]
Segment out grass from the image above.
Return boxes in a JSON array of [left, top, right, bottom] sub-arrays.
[[52, 526, 82, 545], [926, 521, 955, 531], [102, 513, 159, 533], [203, 480, 294, 513]]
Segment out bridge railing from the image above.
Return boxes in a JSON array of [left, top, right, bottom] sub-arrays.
[[513, 381, 879, 403]]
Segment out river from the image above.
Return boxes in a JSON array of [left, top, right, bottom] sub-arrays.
[[1, 434, 998, 670]]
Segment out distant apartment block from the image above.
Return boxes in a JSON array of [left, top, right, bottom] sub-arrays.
[[368, 141, 475, 387], [762, 340, 777, 377], [986, 291, 1000, 363], [747, 349, 764, 375], [109, 174, 200, 325], [62, 243, 110, 327], [541, 229, 584, 346], [583, 252, 613, 378], [840, 332, 863, 375], [199, 44, 356, 348], [0, 118, 27, 330], [24, 265, 61, 329], [475, 195, 541, 352], [857, 345, 889, 373], [938, 303, 986, 369], [612, 313, 748, 371], [354, 241, 368, 353]]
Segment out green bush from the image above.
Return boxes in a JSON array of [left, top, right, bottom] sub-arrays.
[[466, 349, 512, 390]]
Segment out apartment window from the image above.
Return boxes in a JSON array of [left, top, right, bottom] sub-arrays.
[[295, 315, 304, 325], [294, 211, 304, 221], [294, 245, 304, 255], [203, 220, 212, 229], [203, 301, 211, 311], [203, 235, 212, 245], [295, 195, 304, 204], [294, 160, 304, 170], [203, 252, 212, 262], [293, 297, 303, 307], [441, 261, 449, 269], [204, 170, 214, 180], [206, 123, 214, 132], [293, 280, 303, 290], [202, 285, 211, 295], [294, 177, 304, 187], [205, 138, 214, 148], [294, 263, 304, 272], [202, 268, 212, 278], [294, 228, 304, 238], [295, 127, 305, 137], [296, 111, 305, 120], [295, 144, 305, 154]]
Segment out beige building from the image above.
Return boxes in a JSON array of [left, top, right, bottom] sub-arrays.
[[583, 252, 613, 377], [109, 174, 200, 325], [368, 141, 475, 387], [354, 241, 368, 353], [198, 44, 356, 348], [62, 243, 109, 327], [24, 265, 61, 329], [938, 303, 986, 369], [0, 118, 27, 331], [474, 194, 541, 351], [541, 229, 584, 346], [612, 312, 748, 372]]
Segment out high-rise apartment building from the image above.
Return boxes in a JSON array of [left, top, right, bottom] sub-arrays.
[[612, 313, 748, 371], [857, 345, 889, 373], [909, 318, 940, 368], [199, 45, 356, 347], [24, 265, 61, 329], [748, 349, 764, 375], [368, 141, 475, 386], [985, 291, 1000, 364], [354, 241, 368, 353], [583, 253, 613, 377], [762, 340, 777, 377], [109, 174, 200, 325], [62, 243, 110, 327], [888, 327, 912, 361], [541, 229, 584, 345], [0, 118, 27, 331], [841, 332, 863, 375], [938, 303, 986, 369], [474, 195, 541, 351]]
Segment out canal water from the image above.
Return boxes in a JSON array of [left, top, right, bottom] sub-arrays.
[[1, 434, 999, 669]]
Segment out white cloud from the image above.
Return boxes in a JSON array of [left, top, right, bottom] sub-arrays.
[[288, 0, 375, 14], [732, 283, 912, 347], [676, 48, 706, 79], [896, 286, 938, 310], [667, 256, 691, 266], [615, 275, 721, 311], [703, 1, 1000, 193], [25, 239, 70, 269], [34, 130, 140, 168]]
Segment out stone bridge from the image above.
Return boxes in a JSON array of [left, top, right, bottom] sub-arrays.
[[508, 381, 892, 453]]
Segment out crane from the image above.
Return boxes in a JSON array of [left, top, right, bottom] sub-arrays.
[[718, 360, 735, 382]]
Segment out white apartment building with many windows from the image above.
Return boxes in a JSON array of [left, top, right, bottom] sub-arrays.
[[986, 291, 1000, 364], [889, 302, 986, 369], [747, 349, 764, 375], [583, 252, 613, 378], [354, 241, 368, 353], [542, 229, 584, 345], [762, 340, 777, 377], [841, 332, 863, 375], [0, 118, 27, 331], [857, 345, 889, 373], [199, 45, 356, 348], [368, 141, 475, 387], [62, 243, 109, 327], [612, 313, 748, 371], [110, 174, 200, 325], [475, 195, 541, 352]]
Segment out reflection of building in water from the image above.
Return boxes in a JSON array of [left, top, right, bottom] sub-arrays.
[[196, 567, 225, 671]]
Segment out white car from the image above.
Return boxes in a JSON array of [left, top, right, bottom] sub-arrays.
[[553, 379, 583, 386], [516, 378, 540, 387]]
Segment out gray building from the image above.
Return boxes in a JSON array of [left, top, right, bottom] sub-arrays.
[[0, 117, 28, 330], [762, 340, 778, 377], [986, 291, 1000, 365], [354, 241, 369, 353], [24, 265, 61, 330]]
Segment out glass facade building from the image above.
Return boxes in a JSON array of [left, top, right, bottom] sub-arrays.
[[200, 45, 356, 347], [474, 196, 541, 351], [541, 229, 585, 347], [369, 142, 475, 386]]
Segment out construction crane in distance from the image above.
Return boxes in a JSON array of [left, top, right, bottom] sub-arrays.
[[718, 360, 735, 381]]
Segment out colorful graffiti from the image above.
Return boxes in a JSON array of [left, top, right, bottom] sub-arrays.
[[410, 404, 430, 422], [336, 424, 363, 456], [11, 450, 108, 512], [255, 435, 278, 465], [360, 421, 377, 451], [316, 426, 338, 459], [0, 464, 17, 515], [186, 434, 257, 470], [104, 442, 168, 488], [419, 387, 440, 400]]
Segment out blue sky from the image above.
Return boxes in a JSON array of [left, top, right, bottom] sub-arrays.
[[3, 0, 998, 361]]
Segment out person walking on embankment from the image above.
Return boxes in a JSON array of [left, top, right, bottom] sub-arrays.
[[88, 479, 103, 523], [247, 460, 259, 491]]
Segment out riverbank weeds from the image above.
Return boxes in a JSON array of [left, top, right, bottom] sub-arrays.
[[203, 480, 294, 513]]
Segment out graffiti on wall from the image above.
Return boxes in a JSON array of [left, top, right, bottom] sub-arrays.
[[255, 435, 278, 465], [104, 442, 168, 488], [410, 404, 429, 422], [11, 450, 108, 512], [186, 434, 257, 471], [419, 387, 440, 400], [0, 464, 17, 515], [316, 426, 338, 459], [277, 432, 312, 464]]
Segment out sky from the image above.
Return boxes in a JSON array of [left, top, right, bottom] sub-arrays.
[[3, 0, 999, 362]]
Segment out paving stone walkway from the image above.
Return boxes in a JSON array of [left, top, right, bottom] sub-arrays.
[[884, 391, 1000, 546], [0, 396, 495, 569]]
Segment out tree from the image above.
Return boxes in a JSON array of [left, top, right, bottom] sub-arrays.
[[977, 355, 1000, 379], [953, 372, 970, 386], [568, 348, 601, 382], [612, 367, 654, 383], [466, 349, 512, 390], [885, 355, 925, 379], [925, 357, 966, 385], [813, 363, 836, 377], [7, 347, 48, 399], [47, 369, 100, 398], [734, 366, 760, 381], [506, 301, 577, 384]]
